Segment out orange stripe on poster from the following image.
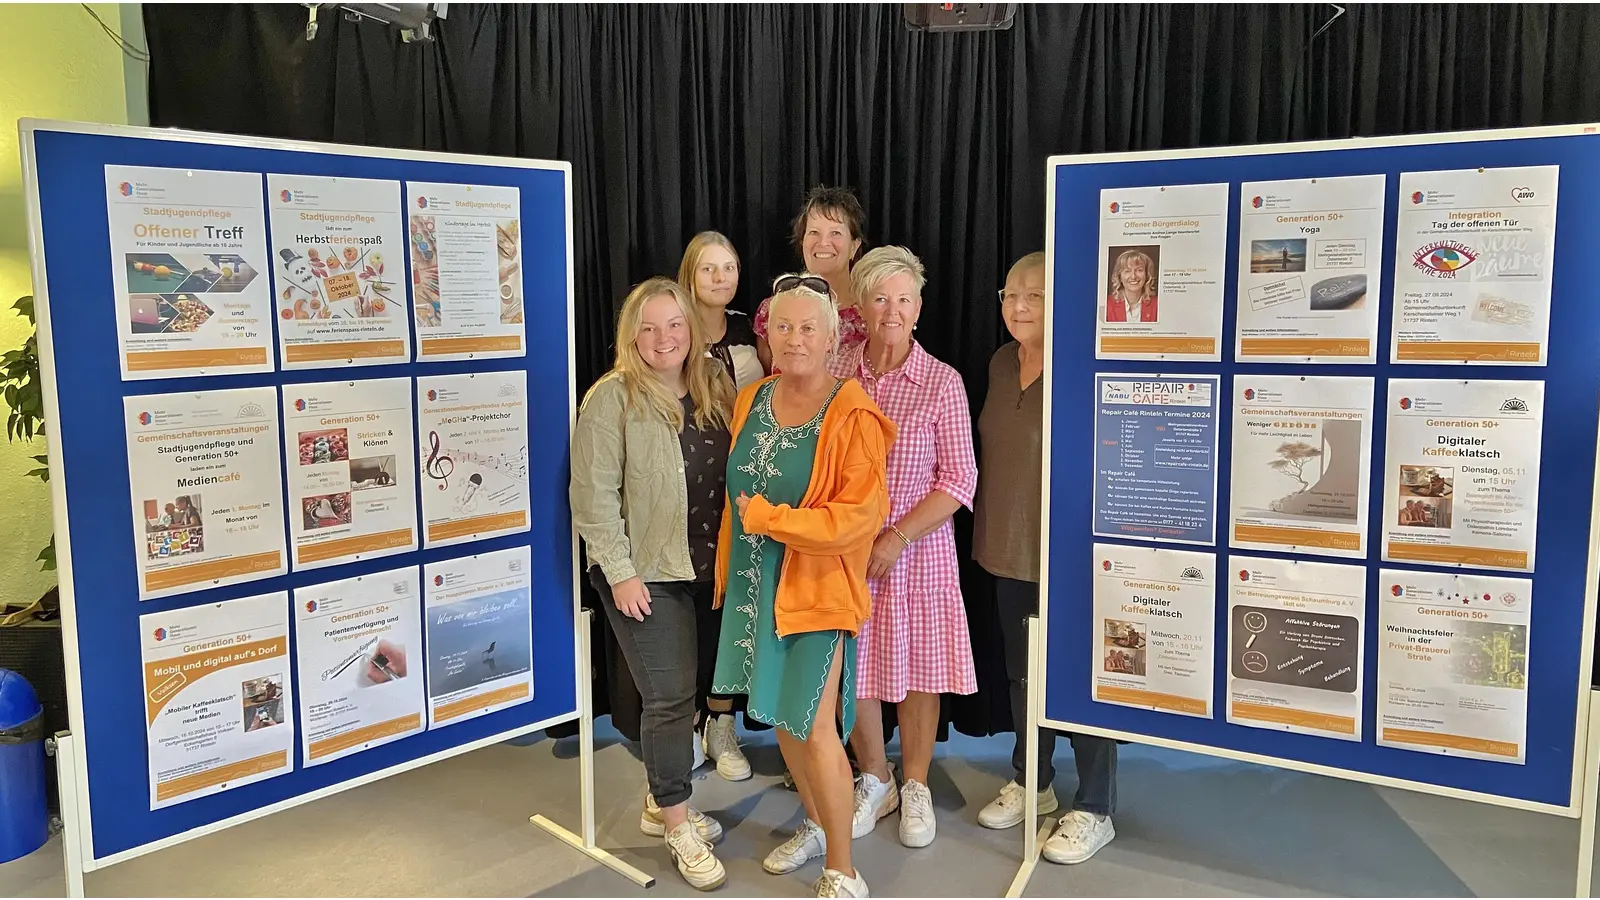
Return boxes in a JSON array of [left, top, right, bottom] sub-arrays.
[[284, 340, 407, 364], [309, 714, 423, 760], [1239, 337, 1371, 358], [418, 335, 523, 357], [433, 682, 530, 724], [1231, 701, 1355, 735], [144, 636, 288, 725], [1394, 341, 1541, 363], [1096, 686, 1208, 716], [1233, 524, 1362, 551], [144, 551, 283, 593], [126, 347, 270, 372], [427, 511, 527, 543], [1385, 541, 1528, 570], [1381, 728, 1519, 758], [1098, 336, 1217, 356], [154, 751, 288, 802], [297, 529, 415, 565]]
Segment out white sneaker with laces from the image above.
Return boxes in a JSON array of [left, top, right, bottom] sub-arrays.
[[704, 714, 752, 781], [977, 780, 1060, 830], [851, 770, 898, 839], [897, 779, 936, 848], [641, 794, 724, 843], [763, 818, 826, 874], [814, 867, 869, 898], [1042, 810, 1115, 865], [665, 821, 727, 891]]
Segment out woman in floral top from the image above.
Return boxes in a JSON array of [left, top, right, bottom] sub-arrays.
[[755, 186, 870, 372]]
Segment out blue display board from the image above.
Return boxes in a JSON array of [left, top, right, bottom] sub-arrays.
[[1042, 126, 1600, 812], [20, 122, 578, 861]]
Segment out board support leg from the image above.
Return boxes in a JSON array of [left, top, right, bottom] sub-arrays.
[[1577, 689, 1600, 898], [1006, 615, 1049, 898], [52, 731, 86, 899]]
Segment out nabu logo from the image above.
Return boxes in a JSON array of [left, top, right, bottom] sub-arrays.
[[1500, 398, 1528, 412]]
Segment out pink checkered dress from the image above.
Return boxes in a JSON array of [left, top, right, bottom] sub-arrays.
[[832, 341, 979, 702]]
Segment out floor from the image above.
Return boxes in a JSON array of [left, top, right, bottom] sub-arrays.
[[0, 721, 1589, 897]]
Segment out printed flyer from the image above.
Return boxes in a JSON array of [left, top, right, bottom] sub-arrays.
[[424, 546, 534, 728], [1381, 379, 1544, 572], [1091, 544, 1215, 718], [417, 371, 531, 547], [1227, 555, 1365, 741], [140, 592, 292, 809], [1391, 166, 1558, 365], [124, 387, 286, 600], [267, 174, 409, 368], [406, 182, 526, 361], [1229, 375, 1374, 558], [1377, 569, 1530, 764], [1092, 374, 1219, 545], [105, 165, 274, 380], [1236, 175, 1386, 362], [294, 567, 426, 766], [283, 378, 418, 571], [1095, 183, 1228, 360]]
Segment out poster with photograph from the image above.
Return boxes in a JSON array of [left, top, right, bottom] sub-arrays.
[[1228, 375, 1374, 558], [1391, 166, 1558, 365], [406, 182, 525, 361], [124, 387, 286, 600], [105, 165, 274, 380], [1091, 544, 1215, 718], [283, 378, 417, 571], [140, 592, 292, 809], [424, 546, 534, 728], [1095, 183, 1228, 360], [416, 371, 531, 547], [1382, 379, 1544, 572], [1092, 375, 1219, 545], [1236, 175, 1386, 363], [1377, 569, 1530, 764], [268, 174, 409, 368]]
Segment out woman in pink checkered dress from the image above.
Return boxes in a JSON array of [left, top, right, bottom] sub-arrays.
[[828, 246, 978, 849]]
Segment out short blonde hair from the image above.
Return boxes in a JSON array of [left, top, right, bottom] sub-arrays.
[[768, 272, 840, 352], [853, 245, 926, 300], [676, 231, 740, 308]]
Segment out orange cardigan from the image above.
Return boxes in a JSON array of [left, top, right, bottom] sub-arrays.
[[713, 376, 896, 638]]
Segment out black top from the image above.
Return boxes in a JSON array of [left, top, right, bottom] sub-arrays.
[[678, 393, 732, 581], [708, 309, 764, 389]]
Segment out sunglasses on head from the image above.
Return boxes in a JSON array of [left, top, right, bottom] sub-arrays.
[[771, 274, 833, 298]]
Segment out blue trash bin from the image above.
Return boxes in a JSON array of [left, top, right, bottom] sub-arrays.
[[0, 669, 47, 863]]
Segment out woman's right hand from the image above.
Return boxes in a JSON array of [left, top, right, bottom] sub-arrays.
[[611, 576, 652, 621]]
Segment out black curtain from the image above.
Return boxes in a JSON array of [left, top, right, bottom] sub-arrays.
[[143, 4, 1600, 737]]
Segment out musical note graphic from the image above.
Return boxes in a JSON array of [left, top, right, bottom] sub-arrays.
[[424, 430, 455, 490]]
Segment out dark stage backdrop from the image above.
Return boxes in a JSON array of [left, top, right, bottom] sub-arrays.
[[143, 4, 1600, 740]]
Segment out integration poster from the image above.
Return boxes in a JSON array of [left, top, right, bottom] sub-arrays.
[[406, 182, 526, 361], [283, 378, 417, 571], [1095, 183, 1228, 360], [124, 387, 286, 600], [1227, 555, 1365, 741], [1391, 166, 1558, 365], [1229, 375, 1374, 558], [423, 546, 534, 728], [1090, 544, 1215, 718], [1377, 569, 1530, 764], [140, 592, 293, 809], [417, 371, 531, 547], [293, 567, 426, 766], [267, 174, 410, 368], [1381, 379, 1544, 572], [1092, 375, 1220, 544], [1236, 175, 1386, 363], [105, 165, 273, 380]]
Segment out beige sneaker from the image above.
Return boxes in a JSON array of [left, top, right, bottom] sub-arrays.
[[641, 794, 724, 843], [814, 866, 869, 897], [763, 818, 826, 874], [704, 714, 752, 781], [666, 821, 727, 891], [977, 780, 1060, 830]]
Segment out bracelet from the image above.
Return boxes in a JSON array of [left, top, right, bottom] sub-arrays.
[[889, 524, 912, 548]]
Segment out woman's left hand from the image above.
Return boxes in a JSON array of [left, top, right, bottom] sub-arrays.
[[866, 530, 906, 579]]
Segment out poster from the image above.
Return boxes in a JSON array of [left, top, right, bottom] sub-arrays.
[[1381, 379, 1544, 572], [124, 387, 286, 600], [283, 378, 418, 571], [105, 165, 274, 380], [424, 546, 534, 728], [1092, 375, 1219, 545], [294, 567, 426, 766], [140, 592, 292, 809], [268, 174, 410, 368], [416, 371, 531, 547], [1091, 544, 1215, 718], [1377, 569, 1530, 764], [1236, 175, 1386, 363], [1227, 555, 1365, 741], [1391, 166, 1558, 365], [1229, 375, 1374, 558], [1095, 183, 1228, 360], [406, 182, 526, 361]]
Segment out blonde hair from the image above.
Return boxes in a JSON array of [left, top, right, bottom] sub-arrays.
[[598, 277, 733, 431], [852, 245, 926, 300], [1008, 251, 1046, 282], [675, 231, 740, 308], [768, 272, 840, 354], [1109, 249, 1156, 299]]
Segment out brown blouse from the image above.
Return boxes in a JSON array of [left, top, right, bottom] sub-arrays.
[[972, 342, 1043, 583]]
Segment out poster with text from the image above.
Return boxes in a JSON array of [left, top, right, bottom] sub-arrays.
[[1092, 375, 1219, 544], [1096, 183, 1228, 360], [1391, 166, 1558, 365], [124, 387, 286, 600], [1378, 569, 1529, 764], [1382, 379, 1544, 572], [406, 182, 525, 361], [268, 174, 409, 368], [1091, 544, 1215, 718], [283, 378, 417, 570], [1227, 555, 1365, 741], [140, 592, 292, 809], [105, 165, 273, 379], [424, 546, 534, 728], [294, 567, 425, 766], [1229, 375, 1374, 559], [1236, 175, 1385, 362], [417, 371, 531, 547]]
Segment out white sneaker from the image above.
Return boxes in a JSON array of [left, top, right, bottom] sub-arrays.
[[977, 780, 1060, 830], [814, 867, 869, 897], [763, 818, 826, 874], [641, 794, 724, 843], [897, 779, 936, 848], [704, 714, 752, 781], [1042, 810, 1115, 865], [693, 727, 708, 771], [851, 770, 898, 839], [665, 821, 727, 891]]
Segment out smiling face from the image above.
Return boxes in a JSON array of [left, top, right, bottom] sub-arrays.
[[768, 290, 834, 377], [801, 210, 861, 279], [862, 271, 922, 350], [693, 244, 739, 309], [1117, 256, 1149, 297], [1001, 262, 1047, 346], [633, 293, 691, 375]]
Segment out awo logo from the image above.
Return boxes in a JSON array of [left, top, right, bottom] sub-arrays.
[[1398, 397, 1412, 410], [1499, 397, 1529, 412], [1180, 567, 1203, 581], [1510, 186, 1536, 203]]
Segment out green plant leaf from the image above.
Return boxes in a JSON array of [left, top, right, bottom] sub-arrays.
[[37, 536, 54, 572]]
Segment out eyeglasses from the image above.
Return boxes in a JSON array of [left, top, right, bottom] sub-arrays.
[[998, 289, 1046, 308], [773, 274, 833, 298]]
